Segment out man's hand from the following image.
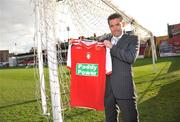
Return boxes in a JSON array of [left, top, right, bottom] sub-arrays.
[[104, 40, 113, 49], [68, 39, 73, 44]]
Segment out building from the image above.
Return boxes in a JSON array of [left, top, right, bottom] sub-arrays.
[[0, 50, 9, 62], [0, 50, 9, 67]]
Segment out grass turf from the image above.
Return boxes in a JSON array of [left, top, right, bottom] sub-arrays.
[[0, 56, 180, 122]]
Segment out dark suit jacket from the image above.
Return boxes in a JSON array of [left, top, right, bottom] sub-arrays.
[[105, 33, 140, 99]]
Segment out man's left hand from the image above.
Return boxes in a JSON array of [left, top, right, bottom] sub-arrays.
[[104, 40, 113, 49]]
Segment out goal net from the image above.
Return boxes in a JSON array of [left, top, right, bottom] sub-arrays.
[[33, 0, 156, 121]]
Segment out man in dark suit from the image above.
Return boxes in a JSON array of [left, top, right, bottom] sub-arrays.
[[103, 13, 140, 122]]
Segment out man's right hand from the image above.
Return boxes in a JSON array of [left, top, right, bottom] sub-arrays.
[[68, 39, 74, 44]]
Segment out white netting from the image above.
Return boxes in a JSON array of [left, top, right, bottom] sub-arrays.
[[33, 0, 156, 121], [55, 0, 152, 40]]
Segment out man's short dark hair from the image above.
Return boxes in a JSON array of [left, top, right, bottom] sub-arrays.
[[108, 13, 123, 24]]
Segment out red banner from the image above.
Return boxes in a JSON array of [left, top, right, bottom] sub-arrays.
[[160, 35, 180, 57]]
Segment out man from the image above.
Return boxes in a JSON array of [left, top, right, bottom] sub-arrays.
[[103, 13, 140, 122]]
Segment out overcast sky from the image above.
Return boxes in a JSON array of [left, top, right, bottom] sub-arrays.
[[0, 0, 180, 53], [0, 0, 34, 53]]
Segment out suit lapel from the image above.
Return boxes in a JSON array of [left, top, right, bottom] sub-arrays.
[[116, 34, 128, 47]]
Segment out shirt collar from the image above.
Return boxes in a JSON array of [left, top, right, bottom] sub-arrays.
[[112, 32, 124, 41]]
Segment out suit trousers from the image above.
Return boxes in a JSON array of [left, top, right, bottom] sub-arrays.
[[104, 82, 139, 122]]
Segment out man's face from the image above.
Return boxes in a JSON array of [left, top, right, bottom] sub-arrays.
[[108, 18, 123, 37]]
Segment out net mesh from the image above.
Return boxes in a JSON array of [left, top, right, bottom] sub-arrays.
[[33, 0, 152, 121]]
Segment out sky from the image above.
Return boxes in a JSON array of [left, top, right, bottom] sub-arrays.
[[0, 0, 34, 53], [0, 0, 180, 53]]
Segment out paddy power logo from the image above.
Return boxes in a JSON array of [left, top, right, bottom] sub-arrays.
[[76, 63, 98, 76]]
